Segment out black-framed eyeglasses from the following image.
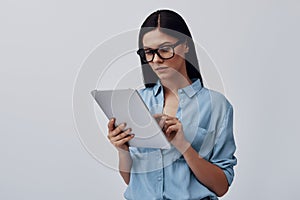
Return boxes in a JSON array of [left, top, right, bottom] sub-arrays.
[[137, 40, 184, 63]]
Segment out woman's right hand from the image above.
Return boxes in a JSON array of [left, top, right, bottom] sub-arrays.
[[107, 118, 134, 152]]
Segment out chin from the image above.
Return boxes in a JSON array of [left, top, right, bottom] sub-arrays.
[[156, 70, 183, 81], [156, 71, 170, 78]]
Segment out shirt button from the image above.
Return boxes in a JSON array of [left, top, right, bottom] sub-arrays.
[[158, 177, 162, 181]]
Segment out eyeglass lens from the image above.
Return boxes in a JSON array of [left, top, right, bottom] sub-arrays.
[[144, 46, 174, 62]]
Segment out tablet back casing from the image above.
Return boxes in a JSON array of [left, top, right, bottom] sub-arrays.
[[91, 89, 170, 149]]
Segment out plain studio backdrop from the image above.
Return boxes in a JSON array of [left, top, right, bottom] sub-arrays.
[[1, 1, 299, 199]]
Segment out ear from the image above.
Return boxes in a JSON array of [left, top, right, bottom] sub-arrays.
[[181, 39, 189, 53], [184, 42, 189, 53]]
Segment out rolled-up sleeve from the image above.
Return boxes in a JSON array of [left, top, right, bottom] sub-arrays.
[[210, 105, 237, 185]]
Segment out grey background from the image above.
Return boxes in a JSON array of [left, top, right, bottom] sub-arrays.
[[1, 0, 299, 199]]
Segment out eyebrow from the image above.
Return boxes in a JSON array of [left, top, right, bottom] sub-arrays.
[[143, 41, 174, 49]]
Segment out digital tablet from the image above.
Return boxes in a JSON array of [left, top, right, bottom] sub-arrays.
[[91, 89, 171, 149]]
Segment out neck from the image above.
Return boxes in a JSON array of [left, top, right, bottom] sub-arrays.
[[161, 75, 192, 94]]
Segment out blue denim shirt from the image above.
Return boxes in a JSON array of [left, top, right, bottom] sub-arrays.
[[124, 79, 237, 200]]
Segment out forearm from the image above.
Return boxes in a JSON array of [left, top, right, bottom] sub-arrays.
[[118, 150, 132, 185], [181, 145, 228, 197]]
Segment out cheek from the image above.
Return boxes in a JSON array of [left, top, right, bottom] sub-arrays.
[[172, 54, 186, 66], [148, 63, 156, 69], [174, 50, 186, 60]]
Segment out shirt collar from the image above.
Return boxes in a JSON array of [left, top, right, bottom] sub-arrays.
[[181, 79, 203, 98], [152, 79, 203, 98], [153, 80, 162, 97]]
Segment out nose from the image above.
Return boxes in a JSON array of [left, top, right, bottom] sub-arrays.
[[152, 52, 164, 63]]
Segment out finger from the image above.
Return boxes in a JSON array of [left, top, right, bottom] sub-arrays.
[[111, 128, 132, 142], [164, 115, 178, 121], [153, 114, 164, 126], [113, 134, 135, 147], [107, 118, 115, 140], [107, 118, 115, 131], [163, 119, 177, 131], [153, 113, 163, 119], [110, 123, 126, 137], [165, 124, 179, 135], [158, 118, 165, 129], [161, 115, 179, 126], [161, 114, 168, 121], [165, 118, 178, 125]]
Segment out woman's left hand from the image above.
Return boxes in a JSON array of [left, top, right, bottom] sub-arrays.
[[153, 114, 190, 153]]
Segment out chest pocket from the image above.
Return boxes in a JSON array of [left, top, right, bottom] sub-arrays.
[[189, 126, 213, 155]]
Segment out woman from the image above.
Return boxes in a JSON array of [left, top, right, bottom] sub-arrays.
[[107, 9, 237, 200]]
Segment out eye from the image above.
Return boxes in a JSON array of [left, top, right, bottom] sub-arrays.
[[144, 49, 153, 55], [159, 46, 172, 52]]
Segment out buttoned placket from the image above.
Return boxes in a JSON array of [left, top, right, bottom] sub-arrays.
[[156, 149, 164, 199], [177, 89, 185, 120]]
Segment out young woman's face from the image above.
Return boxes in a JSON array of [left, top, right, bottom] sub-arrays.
[[142, 29, 189, 81]]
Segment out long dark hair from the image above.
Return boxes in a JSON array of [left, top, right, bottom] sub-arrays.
[[138, 9, 203, 87]]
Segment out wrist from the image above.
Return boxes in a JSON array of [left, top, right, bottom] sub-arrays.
[[175, 140, 191, 154], [118, 148, 130, 157], [117, 145, 129, 152]]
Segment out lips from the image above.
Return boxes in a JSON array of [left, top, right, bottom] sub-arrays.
[[155, 66, 168, 71]]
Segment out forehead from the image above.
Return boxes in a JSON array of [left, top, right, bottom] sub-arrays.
[[142, 29, 178, 48]]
